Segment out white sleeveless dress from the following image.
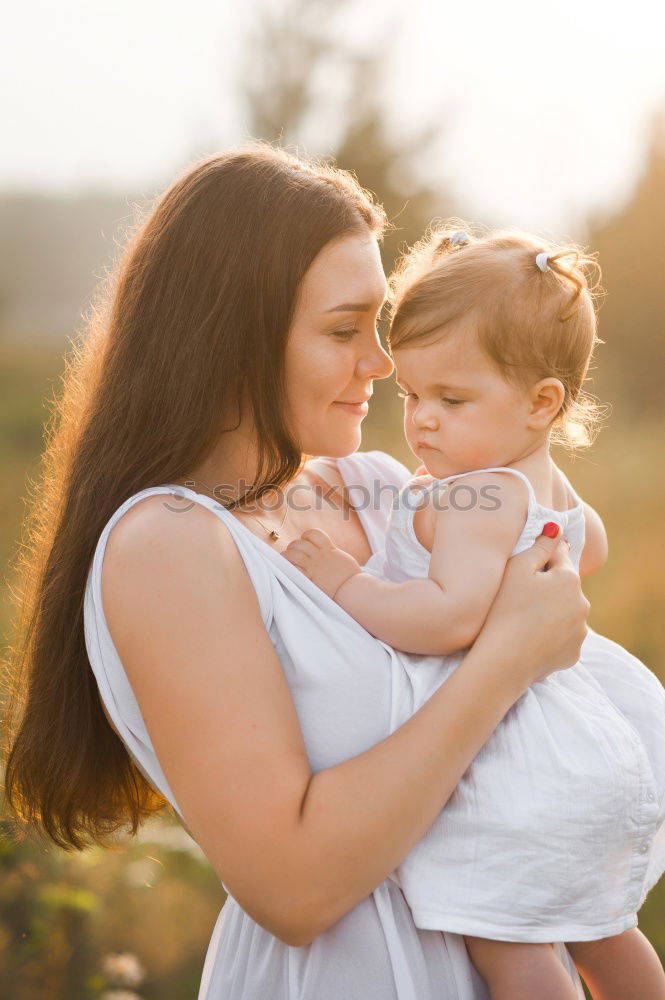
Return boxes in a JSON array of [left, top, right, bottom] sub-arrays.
[[364, 465, 665, 943], [84, 450, 587, 999]]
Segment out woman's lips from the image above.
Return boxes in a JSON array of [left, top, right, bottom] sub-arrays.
[[333, 400, 370, 417]]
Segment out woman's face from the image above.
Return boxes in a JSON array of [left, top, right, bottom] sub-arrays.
[[284, 232, 393, 457]]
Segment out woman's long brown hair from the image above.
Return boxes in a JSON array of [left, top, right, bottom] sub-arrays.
[[2, 143, 386, 850]]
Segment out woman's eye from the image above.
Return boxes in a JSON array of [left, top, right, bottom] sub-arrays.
[[332, 327, 360, 341], [397, 390, 417, 401]]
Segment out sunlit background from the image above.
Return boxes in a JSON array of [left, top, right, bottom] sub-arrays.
[[1, 1, 664, 996]]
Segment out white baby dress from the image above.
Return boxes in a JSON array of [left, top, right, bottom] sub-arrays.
[[365, 464, 665, 943]]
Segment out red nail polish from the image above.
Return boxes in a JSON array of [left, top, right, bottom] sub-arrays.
[[542, 522, 560, 538]]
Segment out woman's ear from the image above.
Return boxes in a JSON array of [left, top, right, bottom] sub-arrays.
[[526, 378, 565, 430]]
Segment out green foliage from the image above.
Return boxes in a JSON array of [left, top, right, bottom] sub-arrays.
[[0, 814, 224, 999], [1, 818, 102, 998]]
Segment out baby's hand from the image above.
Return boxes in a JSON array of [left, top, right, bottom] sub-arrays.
[[282, 529, 362, 600]]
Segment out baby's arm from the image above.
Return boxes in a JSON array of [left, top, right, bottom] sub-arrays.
[[551, 463, 608, 577], [579, 501, 608, 576], [283, 532, 476, 655], [283, 472, 528, 656]]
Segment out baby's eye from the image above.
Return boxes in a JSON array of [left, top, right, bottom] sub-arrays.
[[441, 397, 463, 406]]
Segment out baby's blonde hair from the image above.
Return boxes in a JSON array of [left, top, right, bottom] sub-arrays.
[[388, 221, 607, 451]]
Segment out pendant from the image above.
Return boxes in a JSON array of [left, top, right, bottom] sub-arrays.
[[269, 530, 279, 540]]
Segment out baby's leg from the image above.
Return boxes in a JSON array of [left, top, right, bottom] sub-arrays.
[[464, 935, 579, 1000], [567, 929, 665, 999]]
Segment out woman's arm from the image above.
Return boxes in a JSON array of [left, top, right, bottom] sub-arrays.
[[103, 496, 588, 947], [284, 471, 528, 655]]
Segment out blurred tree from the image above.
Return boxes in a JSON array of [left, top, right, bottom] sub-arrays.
[[587, 110, 665, 418], [242, 0, 452, 273], [241, 0, 457, 463]]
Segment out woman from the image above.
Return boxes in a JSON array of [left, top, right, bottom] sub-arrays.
[[4, 145, 592, 998]]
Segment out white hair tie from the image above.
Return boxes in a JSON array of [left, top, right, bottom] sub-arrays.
[[536, 252, 551, 272], [450, 230, 470, 245]]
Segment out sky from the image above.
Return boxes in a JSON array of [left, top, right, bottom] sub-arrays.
[[2, 0, 665, 233]]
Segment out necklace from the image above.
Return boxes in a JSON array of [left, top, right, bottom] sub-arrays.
[[187, 477, 289, 542]]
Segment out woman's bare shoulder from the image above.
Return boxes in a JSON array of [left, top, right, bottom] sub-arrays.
[[105, 491, 233, 559], [102, 492, 257, 627]]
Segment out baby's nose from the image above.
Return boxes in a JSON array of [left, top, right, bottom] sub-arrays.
[[414, 407, 438, 429]]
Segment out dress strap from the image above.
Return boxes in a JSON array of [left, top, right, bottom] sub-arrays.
[[430, 466, 537, 515], [372, 882, 422, 1000], [554, 465, 583, 508]]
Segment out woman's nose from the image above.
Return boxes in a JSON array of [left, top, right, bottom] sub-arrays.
[[357, 338, 393, 380]]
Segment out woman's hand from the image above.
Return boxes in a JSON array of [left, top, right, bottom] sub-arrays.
[[282, 528, 362, 600], [476, 523, 590, 691]]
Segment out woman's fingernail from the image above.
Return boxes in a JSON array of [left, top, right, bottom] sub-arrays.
[[542, 522, 560, 538]]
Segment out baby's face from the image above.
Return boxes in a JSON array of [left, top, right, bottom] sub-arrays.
[[393, 330, 537, 478]]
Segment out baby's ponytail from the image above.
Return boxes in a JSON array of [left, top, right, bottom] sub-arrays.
[[533, 248, 600, 323], [433, 228, 472, 257]]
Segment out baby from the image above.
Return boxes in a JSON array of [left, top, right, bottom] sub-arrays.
[[284, 227, 665, 1000]]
